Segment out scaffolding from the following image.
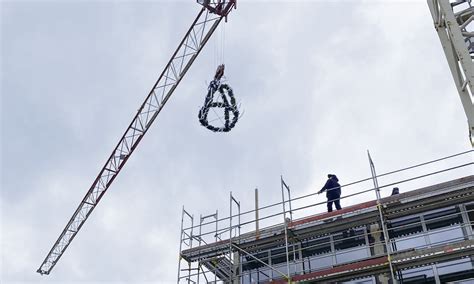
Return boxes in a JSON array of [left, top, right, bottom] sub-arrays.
[[177, 149, 474, 283]]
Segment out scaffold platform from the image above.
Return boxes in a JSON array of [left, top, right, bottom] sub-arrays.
[[178, 151, 474, 283]]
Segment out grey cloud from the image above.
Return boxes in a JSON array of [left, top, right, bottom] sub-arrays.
[[2, 1, 473, 283]]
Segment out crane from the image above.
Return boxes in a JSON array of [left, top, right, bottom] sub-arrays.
[[37, 0, 236, 275], [428, 0, 474, 146]]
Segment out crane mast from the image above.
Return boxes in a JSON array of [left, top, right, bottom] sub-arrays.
[[37, 0, 236, 275], [428, 0, 474, 146]]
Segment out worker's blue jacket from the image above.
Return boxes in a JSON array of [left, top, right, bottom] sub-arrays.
[[319, 176, 341, 199]]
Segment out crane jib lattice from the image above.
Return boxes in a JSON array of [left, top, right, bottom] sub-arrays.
[[37, 1, 236, 275]]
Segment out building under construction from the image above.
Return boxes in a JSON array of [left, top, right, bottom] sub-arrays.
[[35, 0, 474, 280], [176, 0, 474, 281], [177, 150, 474, 283]]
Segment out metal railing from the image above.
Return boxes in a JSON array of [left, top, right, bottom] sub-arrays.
[[177, 149, 473, 283]]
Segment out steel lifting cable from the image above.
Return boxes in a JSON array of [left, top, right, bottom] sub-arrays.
[[198, 21, 240, 132], [222, 23, 226, 64]]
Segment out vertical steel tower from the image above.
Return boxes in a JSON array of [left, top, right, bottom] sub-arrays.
[[428, 0, 474, 146]]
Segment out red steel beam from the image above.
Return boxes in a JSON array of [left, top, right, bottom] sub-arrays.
[[37, 1, 236, 275]]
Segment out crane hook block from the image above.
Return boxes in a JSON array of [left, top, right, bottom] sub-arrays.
[[198, 65, 239, 132], [214, 64, 225, 80]]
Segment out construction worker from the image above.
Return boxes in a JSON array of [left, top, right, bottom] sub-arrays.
[[391, 187, 400, 196], [318, 174, 342, 212]]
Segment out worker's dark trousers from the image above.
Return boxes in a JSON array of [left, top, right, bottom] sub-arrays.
[[327, 197, 341, 212]]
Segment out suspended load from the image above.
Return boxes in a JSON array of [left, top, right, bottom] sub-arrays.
[[198, 64, 240, 132]]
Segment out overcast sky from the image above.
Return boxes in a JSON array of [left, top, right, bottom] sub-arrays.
[[1, 0, 474, 283]]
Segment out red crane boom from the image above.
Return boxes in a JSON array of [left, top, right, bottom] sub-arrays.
[[37, 1, 236, 275]]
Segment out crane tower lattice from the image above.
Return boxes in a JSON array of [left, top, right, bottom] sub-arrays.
[[428, 0, 474, 146]]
